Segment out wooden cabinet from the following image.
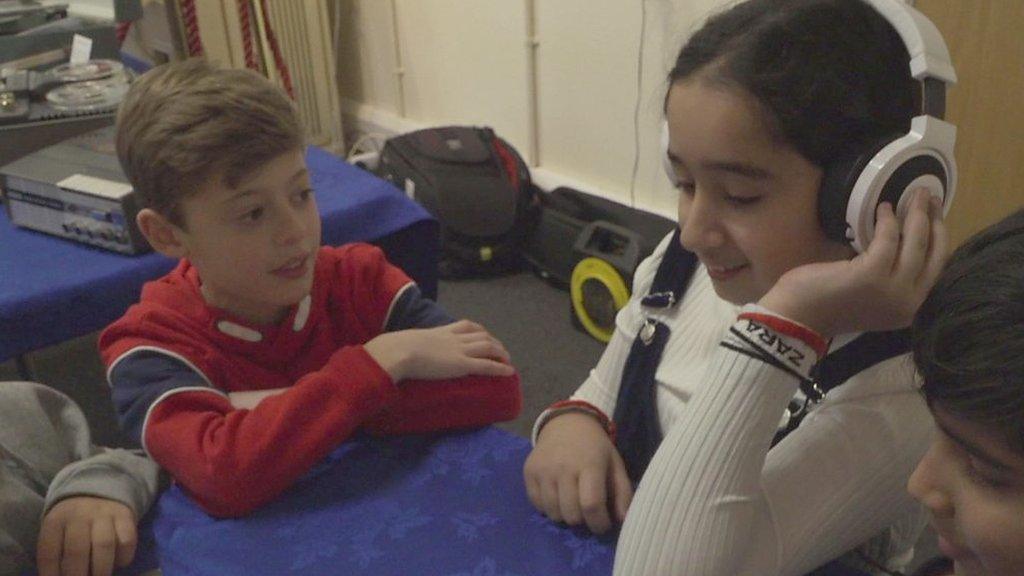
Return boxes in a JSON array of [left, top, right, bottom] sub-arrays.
[[916, 0, 1024, 245]]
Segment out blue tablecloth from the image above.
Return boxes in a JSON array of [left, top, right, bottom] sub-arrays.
[[152, 427, 615, 576], [0, 146, 438, 362], [146, 427, 870, 576]]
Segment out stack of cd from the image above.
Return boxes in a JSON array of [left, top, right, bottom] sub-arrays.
[[44, 59, 130, 113]]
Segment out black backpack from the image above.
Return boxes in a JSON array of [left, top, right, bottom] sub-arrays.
[[378, 126, 535, 279]]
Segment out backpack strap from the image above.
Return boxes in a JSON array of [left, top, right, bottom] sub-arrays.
[[612, 229, 699, 483], [772, 328, 911, 446]]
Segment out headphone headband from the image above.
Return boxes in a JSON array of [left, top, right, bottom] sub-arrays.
[[862, 0, 956, 120]]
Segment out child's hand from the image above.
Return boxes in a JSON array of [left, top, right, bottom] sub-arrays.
[[365, 319, 515, 382], [524, 412, 633, 534], [37, 496, 138, 576], [759, 189, 948, 338]]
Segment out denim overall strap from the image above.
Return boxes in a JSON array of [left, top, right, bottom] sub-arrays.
[[613, 229, 699, 483]]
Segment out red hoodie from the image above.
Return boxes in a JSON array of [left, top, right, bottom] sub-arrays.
[[100, 243, 520, 517]]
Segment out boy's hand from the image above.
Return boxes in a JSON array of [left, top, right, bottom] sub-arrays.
[[37, 496, 138, 576], [524, 412, 633, 534], [760, 189, 948, 338], [365, 319, 515, 382]]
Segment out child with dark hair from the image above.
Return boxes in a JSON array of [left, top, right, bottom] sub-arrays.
[[524, 0, 952, 574], [907, 208, 1024, 576]]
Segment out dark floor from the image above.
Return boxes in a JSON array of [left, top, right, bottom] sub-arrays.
[[0, 269, 605, 446]]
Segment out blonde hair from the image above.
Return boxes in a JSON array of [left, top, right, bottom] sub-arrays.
[[115, 58, 303, 226]]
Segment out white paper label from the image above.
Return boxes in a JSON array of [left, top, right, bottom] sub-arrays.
[[58, 174, 132, 200], [70, 34, 93, 65], [404, 178, 416, 200]]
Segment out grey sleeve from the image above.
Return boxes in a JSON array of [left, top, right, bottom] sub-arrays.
[[44, 447, 163, 520], [0, 475, 42, 575], [0, 381, 163, 572]]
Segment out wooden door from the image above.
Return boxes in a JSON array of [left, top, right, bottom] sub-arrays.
[[915, 0, 1024, 246]]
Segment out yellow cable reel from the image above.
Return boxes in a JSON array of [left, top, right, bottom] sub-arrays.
[[570, 257, 630, 343]]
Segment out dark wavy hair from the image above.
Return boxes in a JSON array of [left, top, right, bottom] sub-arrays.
[[912, 208, 1024, 452], [666, 0, 917, 168]]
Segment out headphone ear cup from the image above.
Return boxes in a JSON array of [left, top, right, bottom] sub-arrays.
[[818, 137, 898, 245]]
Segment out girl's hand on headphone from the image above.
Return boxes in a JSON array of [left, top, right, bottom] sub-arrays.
[[759, 188, 948, 338]]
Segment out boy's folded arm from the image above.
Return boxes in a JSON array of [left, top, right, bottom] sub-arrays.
[[233, 374, 523, 435], [110, 346, 399, 518], [362, 372, 523, 435], [228, 372, 522, 435], [360, 278, 521, 434]]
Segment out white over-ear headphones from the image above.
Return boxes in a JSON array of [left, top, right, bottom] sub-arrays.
[[662, 0, 957, 253]]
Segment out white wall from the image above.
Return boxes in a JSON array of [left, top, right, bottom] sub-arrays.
[[398, 1, 531, 154], [334, 0, 732, 218]]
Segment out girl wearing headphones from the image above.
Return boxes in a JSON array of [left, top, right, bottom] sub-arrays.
[[524, 0, 954, 574], [907, 208, 1024, 576]]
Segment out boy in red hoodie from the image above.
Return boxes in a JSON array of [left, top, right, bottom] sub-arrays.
[[100, 59, 521, 518]]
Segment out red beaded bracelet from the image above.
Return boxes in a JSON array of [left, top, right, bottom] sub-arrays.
[[543, 399, 617, 442]]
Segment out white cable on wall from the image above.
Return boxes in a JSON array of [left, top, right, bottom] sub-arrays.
[[524, 0, 541, 167], [627, 0, 649, 207], [389, 0, 407, 117]]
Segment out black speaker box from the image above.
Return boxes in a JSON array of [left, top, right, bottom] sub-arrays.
[[523, 187, 675, 287]]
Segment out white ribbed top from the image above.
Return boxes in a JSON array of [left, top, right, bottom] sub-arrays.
[[572, 252, 738, 436], [546, 234, 932, 576]]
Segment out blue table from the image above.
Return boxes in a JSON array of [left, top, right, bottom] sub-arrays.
[[144, 427, 869, 576], [152, 427, 615, 576], [0, 146, 439, 366]]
